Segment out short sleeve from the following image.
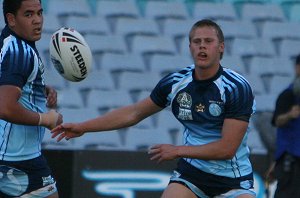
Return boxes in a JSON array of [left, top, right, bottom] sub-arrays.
[[0, 42, 34, 88], [224, 76, 254, 122], [150, 74, 173, 108]]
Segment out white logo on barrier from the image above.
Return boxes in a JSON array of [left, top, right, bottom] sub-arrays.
[[82, 170, 268, 198], [82, 170, 170, 198]]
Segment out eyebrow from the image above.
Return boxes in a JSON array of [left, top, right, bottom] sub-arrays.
[[24, 8, 43, 14]]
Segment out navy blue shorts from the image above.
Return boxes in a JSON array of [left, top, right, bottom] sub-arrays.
[[0, 155, 57, 197], [169, 159, 254, 197]]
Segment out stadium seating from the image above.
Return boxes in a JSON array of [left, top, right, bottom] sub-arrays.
[[124, 127, 173, 151], [65, 16, 110, 36], [128, 35, 177, 55], [46, 0, 91, 25], [36, 0, 300, 153], [143, 1, 189, 21], [57, 88, 85, 109], [86, 89, 133, 113], [241, 3, 286, 22], [279, 39, 300, 59], [221, 55, 247, 75], [149, 54, 192, 76], [70, 70, 115, 93], [113, 18, 160, 37], [289, 4, 300, 22], [116, 71, 161, 92], [100, 53, 146, 73], [231, 38, 276, 58], [42, 14, 62, 34], [192, 2, 238, 21], [95, 0, 140, 27]]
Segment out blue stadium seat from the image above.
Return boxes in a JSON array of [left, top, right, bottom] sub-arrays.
[[42, 14, 62, 34], [100, 53, 146, 73], [65, 16, 110, 36], [244, 74, 266, 95], [143, 1, 189, 21], [268, 75, 293, 95], [231, 38, 276, 58], [289, 4, 300, 22], [192, 2, 238, 21], [221, 55, 247, 75], [279, 39, 300, 59], [124, 127, 173, 151], [57, 88, 84, 109], [117, 71, 161, 92], [46, 0, 92, 25], [241, 3, 286, 22], [43, 67, 69, 90], [129, 35, 177, 55], [261, 21, 300, 40], [149, 54, 192, 77], [247, 119, 268, 154], [71, 70, 115, 92], [113, 18, 160, 36], [95, 1, 140, 21]]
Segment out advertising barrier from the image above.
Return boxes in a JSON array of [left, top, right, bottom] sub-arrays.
[[44, 150, 271, 198]]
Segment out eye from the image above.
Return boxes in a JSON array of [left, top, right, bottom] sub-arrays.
[[38, 10, 43, 16], [24, 12, 33, 17]]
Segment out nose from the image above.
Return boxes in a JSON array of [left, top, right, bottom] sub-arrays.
[[33, 14, 43, 24]]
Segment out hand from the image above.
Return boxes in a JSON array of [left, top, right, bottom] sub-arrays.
[[39, 109, 63, 129], [148, 144, 179, 163], [45, 86, 57, 108], [51, 123, 85, 142], [288, 105, 300, 119]]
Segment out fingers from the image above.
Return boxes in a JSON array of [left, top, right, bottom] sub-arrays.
[[148, 145, 163, 163], [46, 86, 57, 108]]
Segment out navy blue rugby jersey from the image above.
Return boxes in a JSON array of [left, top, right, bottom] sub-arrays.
[[150, 65, 256, 178], [0, 26, 47, 161]]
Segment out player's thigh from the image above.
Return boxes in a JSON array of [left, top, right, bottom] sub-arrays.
[[161, 183, 197, 198], [46, 191, 59, 198]]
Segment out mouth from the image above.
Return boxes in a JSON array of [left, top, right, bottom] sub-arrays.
[[33, 27, 42, 34], [197, 52, 208, 60]]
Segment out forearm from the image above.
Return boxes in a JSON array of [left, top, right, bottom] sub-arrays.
[[177, 141, 235, 160], [0, 102, 40, 125], [80, 105, 143, 133]]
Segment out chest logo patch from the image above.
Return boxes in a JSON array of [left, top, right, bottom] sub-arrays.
[[177, 92, 193, 120], [209, 103, 222, 116]]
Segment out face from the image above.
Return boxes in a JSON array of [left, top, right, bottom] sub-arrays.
[[189, 26, 224, 70], [6, 0, 43, 42]]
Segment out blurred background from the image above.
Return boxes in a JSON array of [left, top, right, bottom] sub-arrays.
[[2, 0, 300, 197]]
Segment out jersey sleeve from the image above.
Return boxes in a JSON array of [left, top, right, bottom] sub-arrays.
[[0, 41, 34, 88], [224, 76, 255, 122], [150, 74, 173, 108]]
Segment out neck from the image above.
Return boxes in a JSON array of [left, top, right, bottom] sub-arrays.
[[194, 64, 220, 81]]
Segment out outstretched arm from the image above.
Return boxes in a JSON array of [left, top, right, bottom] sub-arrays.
[[52, 97, 163, 141]]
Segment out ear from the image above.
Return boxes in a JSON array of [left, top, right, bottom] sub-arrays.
[[219, 42, 225, 53], [6, 13, 16, 27]]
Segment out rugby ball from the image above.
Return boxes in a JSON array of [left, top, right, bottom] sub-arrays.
[[49, 27, 92, 82]]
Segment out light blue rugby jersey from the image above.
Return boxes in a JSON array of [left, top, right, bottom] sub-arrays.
[[0, 26, 46, 161], [150, 65, 256, 178]]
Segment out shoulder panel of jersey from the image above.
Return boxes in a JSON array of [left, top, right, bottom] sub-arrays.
[[221, 67, 255, 120], [0, 35, 38, 87], [150, 65, 194, 108]]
